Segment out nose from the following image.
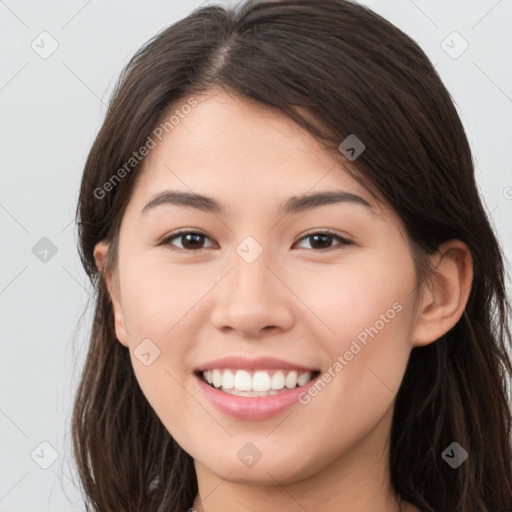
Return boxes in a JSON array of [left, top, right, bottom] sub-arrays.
[[210, 249, 295, 338]]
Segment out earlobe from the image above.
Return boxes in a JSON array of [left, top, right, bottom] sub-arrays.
[[412, 240, 473, 347], [93, 241, 129, 348]]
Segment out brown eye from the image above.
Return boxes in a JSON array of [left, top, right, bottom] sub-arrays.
[[295, 231, 352, 251], [161, 231, 215, 251], [160, 229, 351, 252]]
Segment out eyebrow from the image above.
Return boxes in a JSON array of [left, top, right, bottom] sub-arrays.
[[141, 189, 374, 217]]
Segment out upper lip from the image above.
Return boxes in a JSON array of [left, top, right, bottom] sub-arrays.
[[195, 356, 319, 372]]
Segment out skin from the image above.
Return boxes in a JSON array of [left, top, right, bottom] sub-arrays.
[[94, 89, 473, 512]]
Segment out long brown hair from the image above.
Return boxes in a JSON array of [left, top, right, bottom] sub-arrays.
[[72, 1, 512, 510]]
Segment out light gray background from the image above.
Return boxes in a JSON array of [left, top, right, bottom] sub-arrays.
[[1, 1, 511, 510]]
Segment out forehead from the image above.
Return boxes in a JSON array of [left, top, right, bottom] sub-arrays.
[[127, 89, 384, 218]]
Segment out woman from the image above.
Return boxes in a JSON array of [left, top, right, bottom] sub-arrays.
[[72, 0, 512, 510]]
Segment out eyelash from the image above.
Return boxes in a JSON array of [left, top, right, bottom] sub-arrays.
[[159, 229, 352, 252]]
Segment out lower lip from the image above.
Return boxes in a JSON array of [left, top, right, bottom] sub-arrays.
[[195, 373, 320, 421]]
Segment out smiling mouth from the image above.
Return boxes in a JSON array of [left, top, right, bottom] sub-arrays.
[[195, 368, 321, 397]]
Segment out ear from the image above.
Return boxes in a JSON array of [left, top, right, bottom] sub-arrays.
[[412, 239, 473, 347], [93, 241, 129, 347]]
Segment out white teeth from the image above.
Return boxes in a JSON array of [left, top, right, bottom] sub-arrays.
[[212, 369, 222, 388], [234, 370, 252, 391], [297, 371, 311, 387], [221, 369, 234, 389], [271, 370, 285, 390], [222, 388, 282, 397], [201, 369, 314, 393], [285, 370, 298, 389], [252, 371, 271, 392]]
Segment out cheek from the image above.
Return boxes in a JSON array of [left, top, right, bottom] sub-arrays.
[[293, 252, 415, 347], [294, 250, 417, 408], [114, 254, 199, 407], [118, 252, 212, 339]]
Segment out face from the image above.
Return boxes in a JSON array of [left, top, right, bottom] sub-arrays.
[[96, 89, 424, 486]]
